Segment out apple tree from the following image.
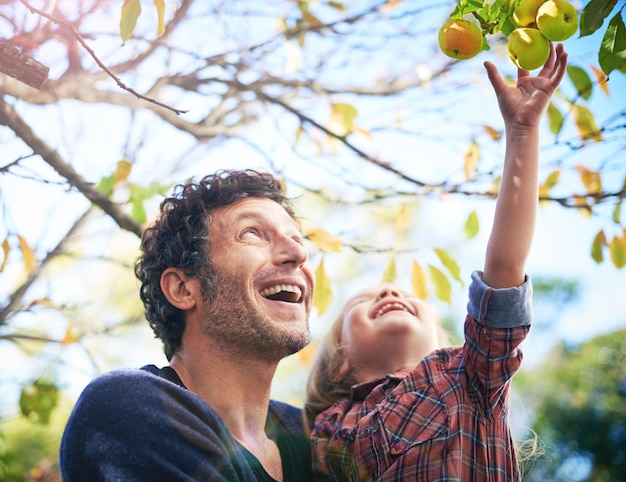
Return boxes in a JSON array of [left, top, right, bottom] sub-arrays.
[[0, 0, 625, 477]]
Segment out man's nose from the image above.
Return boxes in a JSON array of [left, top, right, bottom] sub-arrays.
[[276, 234, 308, 267]]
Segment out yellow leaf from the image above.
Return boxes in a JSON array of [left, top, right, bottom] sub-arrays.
[[395, 205, 412, 236], [463, 139, 480, 181], [1, 237, 9, 272], [429, 264, 452, 305], [482, 124, 502, 141], [329, 103, 357, 136], [411, 260, 429, 300], [382, 0, 404, 11], [61, 326, 80, 345], [153, 0, 166, 35], [575, 166, 602, 194], [381, 256, 397, 284], [114, 159, 133, 184], [305, 228, 342, 252], [120, 0, 142, 44], [590, 64, 609, 97], [17, 234, 36, 274], [464, 210, 479, 240], [539, 169, 561, 198], [572, 104, 603, 142], [28, 297, 57, 309], [313, 258, 333, 316]]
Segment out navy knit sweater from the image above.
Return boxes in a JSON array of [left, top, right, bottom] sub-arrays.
[[59, 365, 313, 481]]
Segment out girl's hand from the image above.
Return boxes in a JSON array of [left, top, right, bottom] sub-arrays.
[[484, 43, 568, 130]]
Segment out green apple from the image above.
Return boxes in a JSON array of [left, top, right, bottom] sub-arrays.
[[536, 0, 578, 41], [512, 0, 546, 27], [438, 18, 484, 60], [508, 27, 550, 70]]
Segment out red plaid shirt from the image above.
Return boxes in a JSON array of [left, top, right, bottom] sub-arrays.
[[311, 274, 531, 481]]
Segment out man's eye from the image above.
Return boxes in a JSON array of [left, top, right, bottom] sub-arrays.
[[242, 228, 261, 238]]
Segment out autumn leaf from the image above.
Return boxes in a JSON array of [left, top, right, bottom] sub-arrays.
[[114, 158, 133, 183], [539, 169, 561, 199], [313, 258, 333, 316], [572, 104, 603, 141], [17, 234, 36, 274], [329, 103, 358, 136], [382, 256, 397, 284], [395, 204, 412, 236], [482, 124, 502, 141], [429, 265, 452, 305], [434, 248, 462, 283], [153, 0, 166, 35], [575, 166, 602, 194], [120, 0, 142, 44], [590, 64, 609, 97], [464, 210, 479, 240], [305, 227, 342, 252], [411, 260, 429, 300], [463, 139, 480, 181], [1, 237, 9, 272]]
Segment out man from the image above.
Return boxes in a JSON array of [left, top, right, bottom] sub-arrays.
[[60, 170, 315, 481]]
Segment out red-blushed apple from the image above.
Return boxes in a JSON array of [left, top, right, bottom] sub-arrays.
[[508, 27, 550, 70], [438, 18, 483, 60]]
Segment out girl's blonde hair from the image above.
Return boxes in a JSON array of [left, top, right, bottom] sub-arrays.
[[304, 306, 357, 431]]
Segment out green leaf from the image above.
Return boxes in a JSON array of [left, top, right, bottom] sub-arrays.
[[382, 256, 397, 284], [599, 12, 626, 75], [591, 230, 606, 264], [579, 0, 617, 38], [96, 174, 116, 196], [608, 234, 626, 269], [546, 102, 564, 135], [613, 199, 622, 225], [313, 258, 333, 316], [434, 248, 462, 283], [120, 0, 142, 45], [567, 65, 593, 100], [19, 381, 59, 425], [429, 264, 452, 305], [464, 210, 479, 240]]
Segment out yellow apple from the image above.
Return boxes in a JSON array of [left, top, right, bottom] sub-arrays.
[[438, 18, 484, 60], [512, 0, 546, 27], [508, 27, 550, 70], [536, 0, 578, 41]]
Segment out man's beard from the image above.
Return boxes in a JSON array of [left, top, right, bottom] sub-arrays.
[[197, 265, 310, 360]]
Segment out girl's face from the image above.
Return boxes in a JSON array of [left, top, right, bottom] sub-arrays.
[[339, 284, 442, 384]]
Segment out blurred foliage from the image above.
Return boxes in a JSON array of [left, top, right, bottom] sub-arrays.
[[516, 329, 626, 481]]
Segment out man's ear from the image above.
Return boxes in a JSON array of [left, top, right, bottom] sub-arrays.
[[160, 268, 200, 311]]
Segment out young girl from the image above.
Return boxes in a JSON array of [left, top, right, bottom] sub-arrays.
[[305, 43, 568, 481]]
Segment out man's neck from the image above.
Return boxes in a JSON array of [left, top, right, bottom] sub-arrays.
[[169, 345, 284, 480]]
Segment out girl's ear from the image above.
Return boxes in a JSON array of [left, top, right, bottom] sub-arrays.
[[160, 268, 201, 311]]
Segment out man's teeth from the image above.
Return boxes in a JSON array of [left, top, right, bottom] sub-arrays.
[[260, 284, 302, 300], [374, 302, 409, 318]]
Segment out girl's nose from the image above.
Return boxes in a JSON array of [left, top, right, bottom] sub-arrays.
[[376, 285, 401, 301]]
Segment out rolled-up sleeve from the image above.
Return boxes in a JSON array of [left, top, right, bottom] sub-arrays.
[[467, 270, 532, 328]]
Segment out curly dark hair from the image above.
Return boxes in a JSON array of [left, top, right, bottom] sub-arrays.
[[134, 169, 297, 360]]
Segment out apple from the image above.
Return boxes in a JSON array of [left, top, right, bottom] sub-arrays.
[[536, 0, 578, 41], [438, 18, 483, 60], [512, 0, 546, 27], [508, 27, 550, 70]]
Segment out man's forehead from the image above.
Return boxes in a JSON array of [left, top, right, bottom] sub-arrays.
[[214, 197, 297, 225]]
